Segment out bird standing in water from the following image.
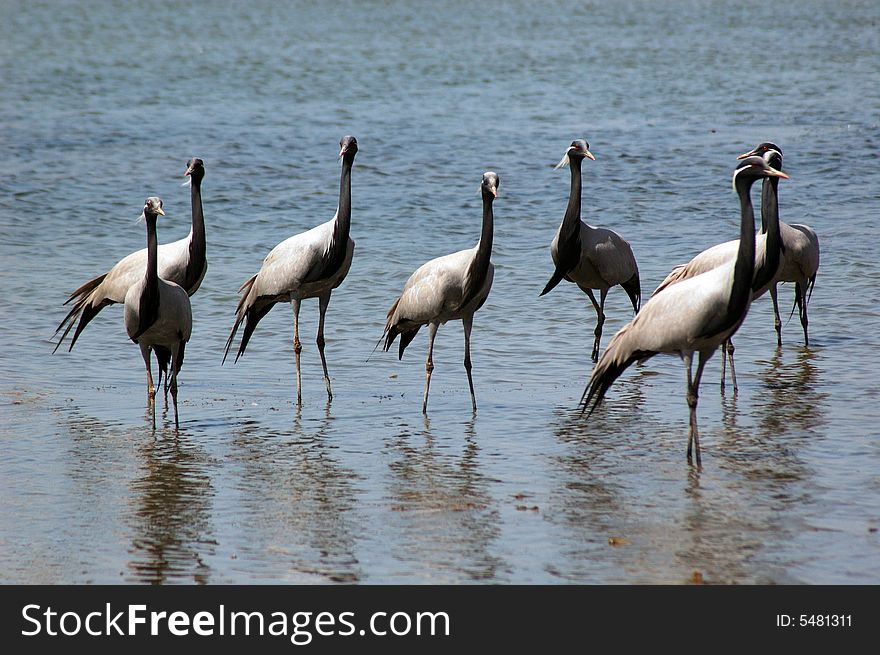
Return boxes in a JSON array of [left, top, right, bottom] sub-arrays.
[[224, 136, 358, 404], [381, 171, 499, 414], [583, 156, 789, 465], [123, 197, 192, 428], [540, 139, 641, 363], [55, 158, 207, 352]]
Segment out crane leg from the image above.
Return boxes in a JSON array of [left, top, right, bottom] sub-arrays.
[[291, 299, 302, 405], [423, 322, 439, 415], [463, 315, 477, 413], [317, 292, 333, 402], [140, 344, 156, 428], [720, 340, 727, 393], [770, 284, 782, 347], [796, 282, 809, 346], [169, 363, 179, 429], [685, 351, 709, 467], [170, 340, 184, 429], [585, 288, 606, 363], [726, 340, 737, 393]]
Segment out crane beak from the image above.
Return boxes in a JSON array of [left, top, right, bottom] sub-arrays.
[[736, 148, 759, 160], [584, 150, 596, 161], [157, 207, 166, 216], [489, 186, 497, 198], [767, 167, 789, 179]]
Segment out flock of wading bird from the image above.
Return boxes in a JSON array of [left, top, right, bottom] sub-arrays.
[[53, 136, 820, 465]]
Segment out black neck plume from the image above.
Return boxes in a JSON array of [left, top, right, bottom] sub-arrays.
[[557, 156, 584, 267], [135, 213, 161, 340], [727, 174, 760, 321], [306, 151, 354, 283], [459, 189, 495, 311], [335, 151, 353, 243], [752, 174, 782, 292], [562, 156, 583, 238], [538, 157, 584, 296], [186, 171, 206, 293]]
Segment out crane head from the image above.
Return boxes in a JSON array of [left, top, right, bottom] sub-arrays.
[[141, 196, 165, 220], [339, 135, 358, 159], [555, 139, 596, 169], [481, 171, 499, 198]]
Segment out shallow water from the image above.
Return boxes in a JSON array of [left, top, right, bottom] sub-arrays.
[[2, 0, 880, 584]]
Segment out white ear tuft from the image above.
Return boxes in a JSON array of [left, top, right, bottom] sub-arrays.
[[181, 177, 193, 188], [554, 153, 570, 170]]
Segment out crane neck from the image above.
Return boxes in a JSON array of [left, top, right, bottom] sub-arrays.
[[562, 156, 583, 236], [186, 172, 206, 292], [306, 150, 356, 284], [729, 174, 760, 318], [475, 189, 495, 269], [752, 175, 782, 292], [190, 172, 205, 252], [144, 213, 160, 305], [458, 190, 495, 311], [335, 152, 354, 241]]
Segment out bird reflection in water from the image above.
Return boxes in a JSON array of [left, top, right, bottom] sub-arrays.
[[228, 405, 362, 583], [384, 413, 507, 581], [711, 348, 822, 482], [126, 426, 215, 584], [756, 347, 826, 440]]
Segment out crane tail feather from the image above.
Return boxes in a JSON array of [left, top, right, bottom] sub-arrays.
[[582, 340, 655, 416], [539, 268, 567, 297], [806, 273, 817, 305], [222, 275, 273, 365], [222, 314, 244, 365], [622, 271, 642, 313], [154, 346, 171, 393], [397, 327, 420, 360], [53, 274, 112, 352], [62, 273, 107, 307]]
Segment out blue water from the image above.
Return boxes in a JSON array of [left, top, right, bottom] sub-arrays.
[[1, 0, 879, 583]]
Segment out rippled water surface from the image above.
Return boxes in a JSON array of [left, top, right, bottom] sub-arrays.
[[2, 0, 879, 584]]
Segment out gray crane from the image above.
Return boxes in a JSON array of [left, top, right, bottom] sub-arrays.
[[739, 143, 820, 347], [123, 197, 192, 428], [651, 145, 786, 392], [381, 171, 499, 414], [223, 136, 358, 404], [55, 158, 206, 352], [582, 157, 789, 466], [540, 139, 641, 362]]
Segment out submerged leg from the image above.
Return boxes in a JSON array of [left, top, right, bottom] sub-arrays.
[[140, 344, 156, 428], [169, 341, 185, 429], [317, 292, 333, 402], [291, 298, 302, 405], [423, 322, 439, 415], [686, 351, 710, 467], [726, 339, 738, 393], [720, 340, 727, 393], [462, 314, 477, 413], [769, 284, 782, 347], [684, 353, 695, 462], [170, 355, 179, 430], [584, 288, 607, 363]]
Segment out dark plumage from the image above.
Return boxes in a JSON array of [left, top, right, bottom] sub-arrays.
[[541, 139, 641, 362]]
